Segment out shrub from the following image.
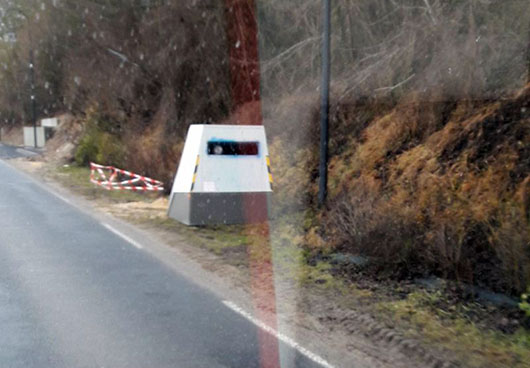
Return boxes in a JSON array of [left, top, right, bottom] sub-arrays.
[[75, 128, 100, 166], [328, 183, 426, 277], [75, 110, 126, 167]]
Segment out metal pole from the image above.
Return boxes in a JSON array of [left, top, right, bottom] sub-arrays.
[[29, 49, 37, 148], [527, 24, 530, 84], [318, 0, 331, 206]]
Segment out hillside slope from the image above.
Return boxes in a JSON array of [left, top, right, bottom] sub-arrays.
[[271, 86, 530, 295]]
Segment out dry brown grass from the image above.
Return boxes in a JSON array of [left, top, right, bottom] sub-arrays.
[[271, 86, 530, 294]]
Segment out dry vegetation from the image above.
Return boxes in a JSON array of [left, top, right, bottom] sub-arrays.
[[312, 88, 530, 294], [0, 0, 529, 297]]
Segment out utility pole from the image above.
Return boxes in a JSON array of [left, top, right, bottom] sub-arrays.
[[224, 0, 262, 125], [7, 7, 38, 147], [318, 0, 331, 206], [526, 23, 530, 84], [29, 48, 37, 147]]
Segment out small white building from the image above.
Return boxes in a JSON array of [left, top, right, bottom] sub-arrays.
[[23, 117, 63, 148], [23, 127, 45, 148], [168, 124, 273, 225], [41, 117, 59, 128]]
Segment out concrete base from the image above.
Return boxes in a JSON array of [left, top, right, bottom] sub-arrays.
[[168, 192, 271, 226]]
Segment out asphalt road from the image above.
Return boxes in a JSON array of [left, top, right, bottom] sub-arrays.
[[0, 143, 39, 159], [0, 157, 328, 368]]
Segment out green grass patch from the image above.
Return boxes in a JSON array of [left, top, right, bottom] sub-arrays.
[[185, 225, 249, 256], [145, 216, 250, 268], [51, 164, 154, 203], [377, 290, 530, 368]]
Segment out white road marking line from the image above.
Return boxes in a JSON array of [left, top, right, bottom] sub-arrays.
[[51, 192, 72, 205], [222, 300, 336, 368], [102, 223, 144, 249]]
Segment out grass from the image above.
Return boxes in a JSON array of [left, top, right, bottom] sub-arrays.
[[145, 216, 251, 268], [50, 164, 157, 203], [377, 290, 530, 368]]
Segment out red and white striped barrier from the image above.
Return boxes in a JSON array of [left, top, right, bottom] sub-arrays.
[[90, 162, 164, 192]]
